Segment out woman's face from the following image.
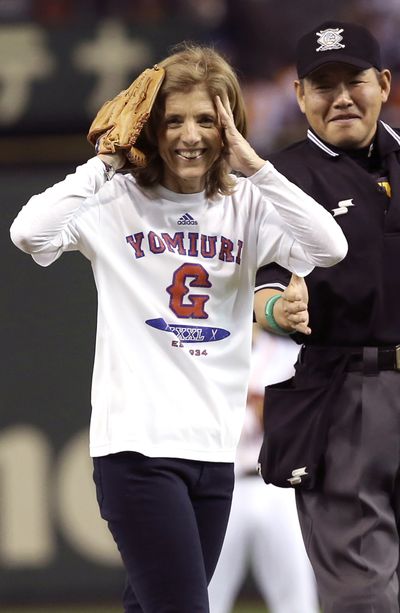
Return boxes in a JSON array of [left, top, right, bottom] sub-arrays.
[[157, 84, 223, 193]]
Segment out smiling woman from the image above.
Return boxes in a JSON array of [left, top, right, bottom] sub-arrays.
[[132, 43, 248, 198], [156, 85, 222, 193], [9, 42, 347, 613]]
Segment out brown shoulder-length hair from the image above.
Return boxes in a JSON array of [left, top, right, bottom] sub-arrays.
[[132, 42, 248, 199]]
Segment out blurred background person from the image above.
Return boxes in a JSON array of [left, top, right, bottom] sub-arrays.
[[208, 325, 319, 613]]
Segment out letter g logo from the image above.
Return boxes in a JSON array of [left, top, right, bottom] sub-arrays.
[[166, 263, 211, 319]]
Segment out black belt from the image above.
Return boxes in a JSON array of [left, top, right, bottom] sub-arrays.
[[346, 345, 400, 372]]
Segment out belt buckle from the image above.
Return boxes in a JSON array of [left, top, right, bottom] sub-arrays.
[[396, 345, 400, 370]]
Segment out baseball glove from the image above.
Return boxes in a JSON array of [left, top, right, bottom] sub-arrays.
[[87, 64, 165, 168]]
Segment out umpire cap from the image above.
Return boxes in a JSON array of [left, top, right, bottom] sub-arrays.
[[296, 21, 382, 78]]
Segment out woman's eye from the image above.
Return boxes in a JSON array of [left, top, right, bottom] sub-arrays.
[[199, 116, 216, 127], [166, 117, 181, 127]]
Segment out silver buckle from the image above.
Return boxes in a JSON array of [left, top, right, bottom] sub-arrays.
[[396, 345, 400, 370]]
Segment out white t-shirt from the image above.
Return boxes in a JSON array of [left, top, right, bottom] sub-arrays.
[[10, 157, 346, 461]]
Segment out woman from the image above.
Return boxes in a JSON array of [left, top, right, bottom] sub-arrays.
[[10, 43, 346, 612]]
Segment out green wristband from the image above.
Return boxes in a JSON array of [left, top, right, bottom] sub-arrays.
[[264, 293, 293, 336]]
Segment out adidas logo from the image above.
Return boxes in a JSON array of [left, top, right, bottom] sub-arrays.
[[177, 213, 198, 225]]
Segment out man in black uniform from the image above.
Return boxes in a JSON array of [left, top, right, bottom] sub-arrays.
[[254, 20, 400, 613]]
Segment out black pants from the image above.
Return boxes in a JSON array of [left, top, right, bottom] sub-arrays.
[[93, 452, 234, 613], [296, 367, 400, 612]]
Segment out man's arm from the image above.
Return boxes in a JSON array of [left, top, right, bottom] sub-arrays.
[[254, 273, 311, 336]]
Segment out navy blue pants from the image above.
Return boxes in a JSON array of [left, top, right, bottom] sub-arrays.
[[92, 452, 234, 613]]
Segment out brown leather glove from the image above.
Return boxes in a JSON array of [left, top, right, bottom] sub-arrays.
[[87, 65, 165, 168]]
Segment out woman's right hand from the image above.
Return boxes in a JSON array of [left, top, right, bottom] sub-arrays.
[[215, 95, 265, 177]]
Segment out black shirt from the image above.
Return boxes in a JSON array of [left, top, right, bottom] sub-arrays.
[[256, 121, 400, 346]]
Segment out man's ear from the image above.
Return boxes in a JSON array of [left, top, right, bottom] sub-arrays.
[[294, 79, 306, 114], [379, 69, 391, 104]]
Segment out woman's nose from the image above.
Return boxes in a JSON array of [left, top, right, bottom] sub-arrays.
[[181, 120, 200, 143]]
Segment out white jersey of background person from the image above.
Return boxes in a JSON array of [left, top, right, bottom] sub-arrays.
[[10, 157, 345, 464], [208, 328, 320, 613]]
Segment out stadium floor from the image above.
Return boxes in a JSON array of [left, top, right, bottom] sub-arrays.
[[1, 602, 267, 613]]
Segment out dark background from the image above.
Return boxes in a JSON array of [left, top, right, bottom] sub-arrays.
[[2, 0, 400, 606]]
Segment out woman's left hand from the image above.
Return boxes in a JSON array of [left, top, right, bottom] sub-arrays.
[[215, 95, 265, 177]]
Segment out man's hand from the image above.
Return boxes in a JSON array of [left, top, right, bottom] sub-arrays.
[[275, 274, 311, 335]]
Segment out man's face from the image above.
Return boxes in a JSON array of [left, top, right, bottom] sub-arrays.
[[295, 63, 391, 149]]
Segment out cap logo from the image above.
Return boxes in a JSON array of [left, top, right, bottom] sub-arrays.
[[316, 27, 345, 52]]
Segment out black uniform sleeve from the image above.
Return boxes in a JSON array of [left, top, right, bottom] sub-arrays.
[[255, 262, 291, 292]]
